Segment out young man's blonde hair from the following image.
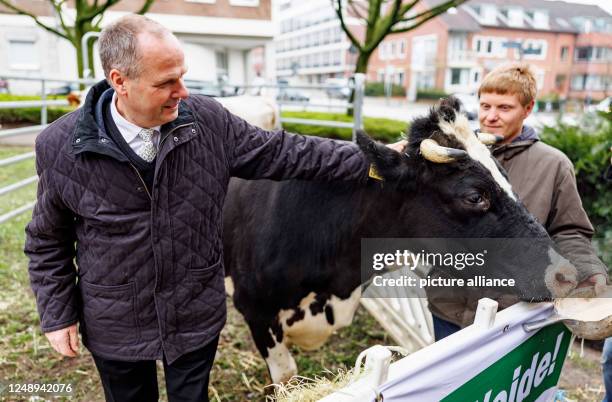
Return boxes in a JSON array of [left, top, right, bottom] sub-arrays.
[[478, 62, 537, 106]]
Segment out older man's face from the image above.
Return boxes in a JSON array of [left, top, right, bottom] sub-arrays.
[[121, 32, 189, 128]]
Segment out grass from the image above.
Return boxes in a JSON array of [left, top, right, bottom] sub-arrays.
[[0, 145, 605, 401], [281, 111, 407, 143]]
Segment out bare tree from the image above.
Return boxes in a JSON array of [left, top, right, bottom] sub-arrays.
[[333, 0, 468, 75], [0, 0, 155, 79]]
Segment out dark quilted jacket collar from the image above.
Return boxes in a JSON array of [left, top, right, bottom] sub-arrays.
[[72, 80, 195, 160]]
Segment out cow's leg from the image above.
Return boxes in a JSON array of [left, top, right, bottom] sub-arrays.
[[263, 334, 297, 384], [244, 315, 297, 384]]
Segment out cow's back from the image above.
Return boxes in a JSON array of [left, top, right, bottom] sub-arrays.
[[223, 178, 371, 312]]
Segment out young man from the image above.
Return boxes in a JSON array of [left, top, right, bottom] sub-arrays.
[[427, 62, 608, 339], [24, 14, 399, 402]]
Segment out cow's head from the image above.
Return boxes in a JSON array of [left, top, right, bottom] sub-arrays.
[[356, 96, 577, 301]]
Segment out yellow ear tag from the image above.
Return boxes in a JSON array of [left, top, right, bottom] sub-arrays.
[[368, 164, 384, 181]]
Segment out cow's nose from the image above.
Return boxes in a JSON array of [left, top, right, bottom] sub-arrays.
[[545, 254, 578, 298]]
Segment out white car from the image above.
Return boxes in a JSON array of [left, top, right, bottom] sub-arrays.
[[589, 96, 611, 113]]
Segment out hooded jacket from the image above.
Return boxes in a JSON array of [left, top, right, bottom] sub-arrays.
[[24, 80, 368, 363]]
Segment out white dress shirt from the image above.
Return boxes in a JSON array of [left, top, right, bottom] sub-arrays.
[[110, 92, 161, 154]]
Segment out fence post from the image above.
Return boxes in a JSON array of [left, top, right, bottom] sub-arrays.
[[473, 298, 498, 330], [352, 73, 365, 142], [41, 79, 47, 125]]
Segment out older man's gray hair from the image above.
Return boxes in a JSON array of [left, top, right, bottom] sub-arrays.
[[98, 14, 170, 80]]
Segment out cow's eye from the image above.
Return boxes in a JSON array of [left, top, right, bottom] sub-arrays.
[[466, 193, 484, 205]]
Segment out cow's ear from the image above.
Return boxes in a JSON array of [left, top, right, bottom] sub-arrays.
[[440, 96, 462, 113], [356, 130, 407, 181]]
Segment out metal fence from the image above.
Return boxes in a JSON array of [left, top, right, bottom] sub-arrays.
[[0, 74, 365, 225]]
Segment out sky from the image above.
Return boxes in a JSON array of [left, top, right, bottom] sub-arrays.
[[545, 0, 612, 14]]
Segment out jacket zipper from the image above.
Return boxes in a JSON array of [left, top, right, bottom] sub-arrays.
[[130, 164, 152, 200]]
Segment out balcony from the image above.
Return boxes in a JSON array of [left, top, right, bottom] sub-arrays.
[[447, 50, 477, 66]]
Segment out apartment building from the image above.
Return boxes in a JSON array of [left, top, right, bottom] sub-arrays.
[[0, 0, 274, 93], [274, 0, 361, 84], [367, 0, 612, 101]]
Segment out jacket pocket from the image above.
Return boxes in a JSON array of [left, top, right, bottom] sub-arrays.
[[188, 258, 222, 286], [79, 280, 140, 346], [178, 259, 224, 333]]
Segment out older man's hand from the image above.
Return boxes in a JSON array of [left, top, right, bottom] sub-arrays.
[[577, 273, 608, 295], [387, 139, 408, 153], [45, 324, 79, 357]]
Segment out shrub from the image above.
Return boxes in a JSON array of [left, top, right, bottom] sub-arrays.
[[365, 82, 406, 97], [416, 88, 448, 101], [281, 111, 407, 143], [540, 114, 612, 267], [0, 94, 73, 125]]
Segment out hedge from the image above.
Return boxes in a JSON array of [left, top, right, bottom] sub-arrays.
[[540, 111, 612, 267], [416, 88, 449, 101], [365, 82, 406, 97], [0, 94, 74, 125], [281, 111, 407, 143]]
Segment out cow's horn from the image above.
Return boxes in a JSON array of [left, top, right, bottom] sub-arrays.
[[477, 132, 504, 145], [420, 139, 468, 163]]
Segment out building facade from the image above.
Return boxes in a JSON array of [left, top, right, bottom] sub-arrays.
[[274, 0, 361, 84], [0, 0, 274, 94], [366, 0, 612, 101]]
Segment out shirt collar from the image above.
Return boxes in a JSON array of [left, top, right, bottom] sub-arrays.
[[110, 91, 161, 143]]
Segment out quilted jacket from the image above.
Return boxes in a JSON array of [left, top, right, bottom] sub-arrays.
[[24, 80, 368, 363]]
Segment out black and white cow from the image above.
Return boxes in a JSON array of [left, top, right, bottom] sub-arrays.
[[222, 97, 578, 383]]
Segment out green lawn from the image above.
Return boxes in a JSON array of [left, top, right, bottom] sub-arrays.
[[281, 111, 407, 143]]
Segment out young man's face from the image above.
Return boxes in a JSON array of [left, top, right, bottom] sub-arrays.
[[114, 32, 189, 128], [478, 92, 534, 143]]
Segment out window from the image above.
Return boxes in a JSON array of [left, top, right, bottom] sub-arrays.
[[560, 46, 569, 61], [473, 36, 507, 58], [574, 46, 610, 62], [399, 40, 407, 58], [522, 39, 547, 60], [451, 68, 462, 85], [9, 39, 39, 70], [575, 46, 591, 61], [397, 71, 405, 86], [215, 50, 228, 79]]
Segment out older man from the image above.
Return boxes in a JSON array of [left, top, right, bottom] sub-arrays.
[[427, 62, 608, 340], [24, 14, 385, 402]]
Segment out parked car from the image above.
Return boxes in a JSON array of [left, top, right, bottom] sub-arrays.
[[46, 83, 80, 97], [587, 96, 611, 113], [276, 89, 310, 102], [184, 79, 237, 97], [452, 92, 479, 121], [324, 78, 351, 99]]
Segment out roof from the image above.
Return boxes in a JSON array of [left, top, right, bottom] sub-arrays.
[[422, 0, 611, 33]]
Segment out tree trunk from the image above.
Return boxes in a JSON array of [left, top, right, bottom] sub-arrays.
[[75, 38, 84, 80], [346, 51, 372, 116]]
